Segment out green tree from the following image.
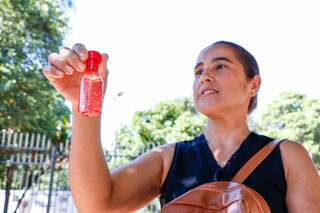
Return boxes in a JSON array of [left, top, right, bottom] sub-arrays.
[[0, 0, 71, 189], [257, 91, 320, 169], [0, 0, 71, 138], [113, 97, 206, 168]]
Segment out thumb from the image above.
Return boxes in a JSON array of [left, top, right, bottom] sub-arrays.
[[98, 53, 109, 81]]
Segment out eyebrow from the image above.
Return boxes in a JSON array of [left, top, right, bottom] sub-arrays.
[[194, 57, 233, 71]]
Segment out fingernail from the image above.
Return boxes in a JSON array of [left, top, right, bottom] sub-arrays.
[[102, 53, 109, 60], [80, 52, 86, 60]]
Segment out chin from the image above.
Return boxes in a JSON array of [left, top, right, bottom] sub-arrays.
[[195, 103, 222, 118]]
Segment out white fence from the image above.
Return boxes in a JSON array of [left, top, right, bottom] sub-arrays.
[[0, 190, 77, 213], [0, 189, 161, 213], [0, 129, 161, 212]]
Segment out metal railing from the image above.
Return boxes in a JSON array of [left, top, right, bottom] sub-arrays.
[[0, 129, 161, 213], [0, 129, 71, 213]]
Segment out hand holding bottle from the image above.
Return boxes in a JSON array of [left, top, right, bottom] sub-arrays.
[[42, 43, 109, 112]]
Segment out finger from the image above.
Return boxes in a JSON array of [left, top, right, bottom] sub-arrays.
[[72, 43, 88, 61], [48, 52, 75, 75], [42, 64, 65, 80], [59, 47, 86, 72], [98, 53, 109, 80]]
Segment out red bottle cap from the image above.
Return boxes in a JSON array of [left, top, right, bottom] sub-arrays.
[[88, 50, 102, 63], [86, 50, 102, 72]]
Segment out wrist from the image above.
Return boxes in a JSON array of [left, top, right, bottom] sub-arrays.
[[71, 104, 102, 120]]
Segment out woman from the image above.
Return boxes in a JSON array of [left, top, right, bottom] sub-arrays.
[[43, 41, 320, 212]]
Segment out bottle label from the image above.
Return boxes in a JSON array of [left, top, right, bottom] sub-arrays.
[[79, 79, 103, 116]]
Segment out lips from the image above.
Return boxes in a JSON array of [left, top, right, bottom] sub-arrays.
[[200, 88, 219, 97]]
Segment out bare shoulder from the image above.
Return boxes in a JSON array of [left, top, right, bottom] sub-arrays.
[[156, 143, 176, 185], [279, 140, 320, 211], [279, 140, 318, 179], [279, 139, 309, 154]]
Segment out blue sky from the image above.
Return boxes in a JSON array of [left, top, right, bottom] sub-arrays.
[[64, 0, 320, 149]]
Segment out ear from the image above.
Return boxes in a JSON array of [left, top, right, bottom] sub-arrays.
[[250, 75, 261, 97]]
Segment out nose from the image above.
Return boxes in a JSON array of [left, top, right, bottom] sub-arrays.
[[200, 68, 214, 84]]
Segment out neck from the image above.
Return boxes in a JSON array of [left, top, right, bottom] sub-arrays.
[[204, 113, 251, 150]]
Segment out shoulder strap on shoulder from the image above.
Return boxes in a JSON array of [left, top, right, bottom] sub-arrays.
[[232, 139, 284, 183]]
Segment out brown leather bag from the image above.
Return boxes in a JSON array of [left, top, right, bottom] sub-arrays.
[[161, 139, 282, 213]]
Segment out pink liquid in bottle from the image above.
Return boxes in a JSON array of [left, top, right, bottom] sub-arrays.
[[78, 50, 103, 117]]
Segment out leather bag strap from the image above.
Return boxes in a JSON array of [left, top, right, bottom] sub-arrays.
[[232, 139, 284, 183]]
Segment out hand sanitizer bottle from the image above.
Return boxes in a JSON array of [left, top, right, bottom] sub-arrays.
[[78, 50, 103, 117]]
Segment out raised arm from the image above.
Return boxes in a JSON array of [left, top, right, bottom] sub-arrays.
[[42, 43, 175, 212], [70, 109, 174, 212]]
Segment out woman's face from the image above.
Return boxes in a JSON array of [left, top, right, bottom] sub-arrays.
[[193, 45, 260, 118]]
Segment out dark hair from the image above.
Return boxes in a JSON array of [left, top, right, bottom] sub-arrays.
[[210, 41, 260, 114]]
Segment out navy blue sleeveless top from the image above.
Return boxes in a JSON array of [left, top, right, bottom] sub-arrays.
[[159, 132, 288, 213]]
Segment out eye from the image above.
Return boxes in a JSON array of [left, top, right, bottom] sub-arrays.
[[216, 64, 227, 70], [195, 69, 203, 76]]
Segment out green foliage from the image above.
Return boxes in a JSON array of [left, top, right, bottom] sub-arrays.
[[0, 0, 71, 191], [0, 0, 71, 139], [257, 91, 320, 168], [113, 97, 207, 167], [114, 92, 320, 170]]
